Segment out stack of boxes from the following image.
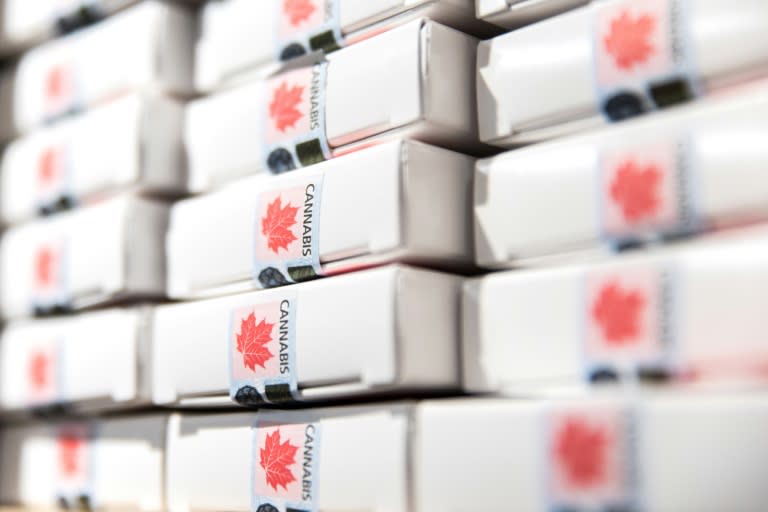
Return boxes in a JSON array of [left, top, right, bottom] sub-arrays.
[[0, 0, 767, 510]]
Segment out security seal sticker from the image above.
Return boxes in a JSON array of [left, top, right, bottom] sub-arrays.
[[36, 143, 76, 215], [544, 403, 639, 512], [253, 171, 324, 288], [275, 0, 342, 61], [592, 0, 698, 122], [57, 423, 96, 511], [263, 63, 332, 174], [597, 136, 697, 245], [252, 418, 321, 512], [229, 292, 300, 407], [31, 238, 71, 315], [583, 262, 678, 385]]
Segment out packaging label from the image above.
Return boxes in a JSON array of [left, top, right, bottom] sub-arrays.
[[44, 61, 79, 122], [276, 0, 342, 61], [57, 424, 94, 509], [253, 172, 324, 288], [252, 420, 321, 512], [26, 339, 60, 406], [545, 405, 638, 511], [32, 240, 70, 313], [263, 63, 332, 174], [584, 263, 676, 383], [229, 294, 300, 406], [36, 144, 74, 214], [593, 0, 697, 121]]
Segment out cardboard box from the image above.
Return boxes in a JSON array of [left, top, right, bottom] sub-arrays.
[[1, 93, 186, 225], [165, 405, 412, 512], [478, 0, 768, 145], [153, 265, 460, 407], [0, 0, 138, 57], [186, 19, 479, 192], [196, 0, 492, 91], [1, 195, 168, 319], [0, 1, 195, 141], [168, 140, 473, 299], [415, 395, 768, 511], [476, 0, 588, 28], [475, 83, 768, 268], [0, 415, 166, 511], [0, 307, 152, 413], [166, 395, 768, 511], [464, 234, 768, 395]]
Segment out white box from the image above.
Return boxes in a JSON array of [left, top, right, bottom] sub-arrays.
[[478, 0, 768, 145], [477, 0, 588, 29], [1, 1, 195, 141], [168, 140, 473, 299], [196, 0, 491, 91], [0, 0, 137, 57], [153, 265, 459, 407], [0, 307, 151, 413], [1, 93, 186, 225], [415, 395, 768, 511], [165, 405, 412, 512], [166, 395, 768, 512], [186, 19, 479, 192], [1, 195, 169, 319], [475, 82, 768, 268], [0, 415, 166, 511], [464, 234, 768, 395]]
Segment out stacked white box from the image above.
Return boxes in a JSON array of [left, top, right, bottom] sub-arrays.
[[168, 140, 473, 299], [478, 0, 768, 145], [196, 0, 492, 91], [186, 19, 479, 192]]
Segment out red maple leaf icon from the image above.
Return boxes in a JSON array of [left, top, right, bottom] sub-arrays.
[[592, 282, 645, 345], [59, 435, 82, 477], [269, 82, 304, 132], [38, 148, 58, 185], [610, 159, 662, 222], [261, 197, 299, 254], [260, 429, 298, 491], [555, 418, 609, 488], [45, 65, 68, 102], [35, 247, 55, 288], [28, 351, 50, 391], [236, 312, 275, 371], [604, 10, 656, 71], [283, 0, 316, 27]]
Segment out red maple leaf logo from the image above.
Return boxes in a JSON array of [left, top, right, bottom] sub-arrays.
[[555, 418, 609, 488], [260, 429, 298, 491], [610, 159, 661, 222], [38, 148, 58, 185], [59, 435, 82, 477], [592, 282, 645, 345], [28, 351, 50, 391], [236, 312, 274, 371], [604, 10, 656, 70], [45, 65, 69, 102], [283, 0, 316, 27], [269, 82, 304, 132], [35, 247, 55, 288], [261, 197, 298, 254]]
